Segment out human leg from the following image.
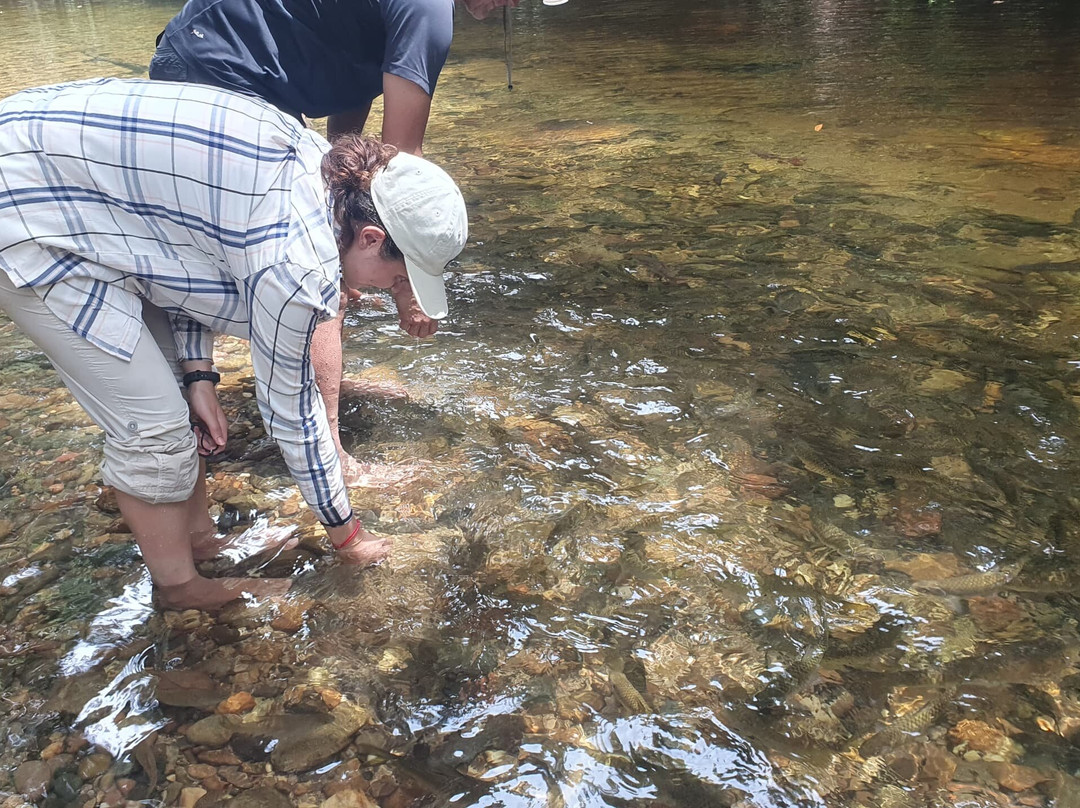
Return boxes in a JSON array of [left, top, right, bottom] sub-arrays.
[[139, 301, 297, 563], [0, 276, 289, 609], [114, 488, 288, 609]]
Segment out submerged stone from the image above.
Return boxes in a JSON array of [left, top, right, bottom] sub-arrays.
[[14, 760, 51, 799], [185, 715, 242, 748], [270, 702, 371, 773], [49, 769, 82, 802]]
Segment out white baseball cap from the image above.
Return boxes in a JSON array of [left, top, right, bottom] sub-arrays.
[[370, 152, 469, 320]]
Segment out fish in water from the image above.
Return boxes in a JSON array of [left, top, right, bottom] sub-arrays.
[[823, 615, 903, 662], [751, 643, 825, 714], [913, 562, 1024, 596], [606, 656, 654, 714], [857, 690, 953, 758]]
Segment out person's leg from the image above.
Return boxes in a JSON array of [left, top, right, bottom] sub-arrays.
[[140, 301, 297, 563], [311, 301, 367, 485], [114, 488, 288, 609], [0, 276, 289, 609], [138, 301, 217, 546]]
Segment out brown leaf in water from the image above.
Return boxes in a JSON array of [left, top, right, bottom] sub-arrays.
[[714, 335, 752, 352], [814, 124, 824, 132], [948, 719, 1023, 760], [133, 734, 158, 795], [980, 381, 1004, 412]]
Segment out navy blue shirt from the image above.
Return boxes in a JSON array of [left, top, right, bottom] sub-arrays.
[[156, 0, 454, 119]]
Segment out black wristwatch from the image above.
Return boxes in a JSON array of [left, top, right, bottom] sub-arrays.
[[182, 370, 221, 388]]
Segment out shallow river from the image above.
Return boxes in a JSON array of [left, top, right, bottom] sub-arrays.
[[2, 0, 1080, 806]]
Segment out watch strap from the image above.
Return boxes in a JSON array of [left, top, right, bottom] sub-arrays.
[[182, 370, 221, 387]]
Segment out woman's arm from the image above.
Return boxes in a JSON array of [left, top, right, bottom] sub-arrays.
[[169, 314, 228, 454], [240, 263, 353, 528]]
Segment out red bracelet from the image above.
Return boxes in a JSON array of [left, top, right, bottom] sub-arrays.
[[332, 520, 362, 551]]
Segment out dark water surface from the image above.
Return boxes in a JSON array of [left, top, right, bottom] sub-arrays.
[[2, 0, 1080, 806]]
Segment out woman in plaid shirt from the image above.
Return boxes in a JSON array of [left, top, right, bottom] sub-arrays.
[[0, 77, 468, 610]]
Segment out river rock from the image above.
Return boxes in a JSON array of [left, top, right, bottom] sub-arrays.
[[185, 714, 243, 747], [186, 764, 217, 781], [321, 791, 378, 808], [270, 702, 371, 773], [195, 748, 241, 766], [986, 761, 1051, 792], [216, 691, 256, 715], [13, 761, 50, 799], [179, 787, 206, 808], [920, 745, 958, 785], [219, 786, 292, 808], [77, 752, 112, 780], [50, 769, 82, 802]]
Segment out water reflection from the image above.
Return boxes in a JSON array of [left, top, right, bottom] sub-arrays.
[[2, 0, 1080, 804]]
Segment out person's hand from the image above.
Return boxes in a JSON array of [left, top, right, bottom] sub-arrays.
[[391, 278, 438, 338], [346, 290, 390, 310], [187, 382, 228, 456]]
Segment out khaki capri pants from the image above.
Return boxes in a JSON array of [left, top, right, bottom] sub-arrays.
[[0, 272, 200, 503]]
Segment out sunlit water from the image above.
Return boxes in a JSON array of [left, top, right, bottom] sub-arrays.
[[2, 0, 1080, 806]]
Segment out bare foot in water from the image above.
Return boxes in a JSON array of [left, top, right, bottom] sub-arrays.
[[334, 529, 391, 566], [190, 526, 299, 562], [156, 576, 292, 611]]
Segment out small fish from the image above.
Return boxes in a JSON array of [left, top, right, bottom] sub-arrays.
[[857, 691, 952, 757], [608, 668, 653, 713], [801, 456, 839, 482], [811, 516, 856, 551], [810, 516, 885, 563], [628, 513, 665, 532], [751, 643, 825, 714], [824, 616, 902, 661], [914, 562, 1023, 596]]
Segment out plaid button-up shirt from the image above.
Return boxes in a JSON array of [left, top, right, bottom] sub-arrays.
[[0, 78, 351, 526]]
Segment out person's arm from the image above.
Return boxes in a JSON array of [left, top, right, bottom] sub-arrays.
[[169, 314, 228, 454], [380, 72, 432, 156], [240, 263, 353, 530], [327, 102, 373, 141]]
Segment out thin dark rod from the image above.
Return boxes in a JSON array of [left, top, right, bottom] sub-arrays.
[[503, 5, 513, 90]]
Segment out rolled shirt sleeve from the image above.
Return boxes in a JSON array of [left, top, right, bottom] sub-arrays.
[[241, 263, 352, 526], [170, 311, 216, 363]]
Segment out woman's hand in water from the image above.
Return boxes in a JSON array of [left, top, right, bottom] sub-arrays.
[[390, 278, 438, 338], [187, 382, 228, 456]]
